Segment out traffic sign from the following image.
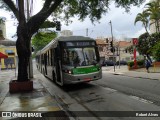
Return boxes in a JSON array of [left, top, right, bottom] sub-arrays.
[[133, 38, 138, 45]]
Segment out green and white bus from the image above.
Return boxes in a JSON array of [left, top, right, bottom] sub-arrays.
[[35, 36, 102, 86]]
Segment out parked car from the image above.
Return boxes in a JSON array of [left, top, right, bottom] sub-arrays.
[[105, 60, 115, 66], [116, 60, 127, 65]]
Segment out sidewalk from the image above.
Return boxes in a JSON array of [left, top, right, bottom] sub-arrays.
[[0, 70, 70, 120], [103, 66, 160, 80]]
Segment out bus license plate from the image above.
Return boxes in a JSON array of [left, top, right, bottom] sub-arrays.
[[84, 78, 91, 81]]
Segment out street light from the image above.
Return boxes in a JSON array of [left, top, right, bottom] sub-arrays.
[[109, 20, 115, 72]]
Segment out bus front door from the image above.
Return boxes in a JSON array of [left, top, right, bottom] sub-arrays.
[[55, 47, 63, 86]]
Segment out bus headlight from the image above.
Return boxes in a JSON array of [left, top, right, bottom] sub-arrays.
[[68, 70, 72, 74]]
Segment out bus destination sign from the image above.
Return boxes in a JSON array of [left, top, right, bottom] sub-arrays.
[[66, 41, 95, 47]]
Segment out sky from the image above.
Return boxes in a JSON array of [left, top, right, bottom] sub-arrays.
[[0, 0, 150, 41]]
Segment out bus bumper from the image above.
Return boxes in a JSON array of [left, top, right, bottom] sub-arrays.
[[63, 70, 102, 84]]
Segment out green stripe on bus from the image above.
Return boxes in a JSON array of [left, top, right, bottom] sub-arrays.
[[72, 66, 99, 74]]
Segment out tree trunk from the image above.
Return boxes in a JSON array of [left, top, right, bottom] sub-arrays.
[[16, 25, 31, 82]]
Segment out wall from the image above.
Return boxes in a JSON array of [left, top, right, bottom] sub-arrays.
[[0, 22, 6, 39], [0, 46, 17, 69]]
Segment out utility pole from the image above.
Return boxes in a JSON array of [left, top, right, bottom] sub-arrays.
[[118, 46, 120, 69], [109, 20, 115, 72]]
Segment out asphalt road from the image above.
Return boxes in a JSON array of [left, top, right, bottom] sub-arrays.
[[95, 71, 160, 106], [35, 67, 160, 120]]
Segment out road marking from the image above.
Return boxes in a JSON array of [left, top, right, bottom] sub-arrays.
[[129, 95, 153, 104], [103, 87, 117, 92]]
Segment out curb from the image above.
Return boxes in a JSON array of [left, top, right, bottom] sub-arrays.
[[111, 72, 159, 81]]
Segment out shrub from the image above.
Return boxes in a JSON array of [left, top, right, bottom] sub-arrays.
[[151, 41, 160, 61], [127, 60, 144, 68], [137, 60, 144, 67], [127, 61, 134, 67]]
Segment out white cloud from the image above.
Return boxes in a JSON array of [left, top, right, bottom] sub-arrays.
[[131, 28, 146, 38]]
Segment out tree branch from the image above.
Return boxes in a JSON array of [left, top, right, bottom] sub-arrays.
[[2, 0, 19, 21], [18, 0, 26, 23], [40, 0, 53, 12], [27, 0, 63, 36], [47, 0, 63, 16]]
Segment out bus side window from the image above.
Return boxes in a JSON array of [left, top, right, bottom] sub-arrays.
[[47, 51, 50, 66], [55, 46, 61, 59], [44, 53, 47, 65], [51, 49, 54, 66], [41, 54, 44, 65]]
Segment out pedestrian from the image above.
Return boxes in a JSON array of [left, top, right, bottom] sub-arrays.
[[145, 58, 151, 73]]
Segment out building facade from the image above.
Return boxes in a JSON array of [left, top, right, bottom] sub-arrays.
[[96, 38, 116, 61], [60, 30, 73, 36], [0, 40, 17, 69], [96, 38, 142, 62], [0, 18, 6, 39]]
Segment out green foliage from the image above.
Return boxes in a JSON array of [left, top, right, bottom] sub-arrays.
[[137, 32, 160, 56], [54, 0, 145, 24], [151, 41, 160, 61], [137, 32, 150, 55], [127, 61, 134, 67], [40, 21, 56, 29], [137, 60, 144, 67], [32, 32, 57, 52], [149, 32, 160, 46], [127, 60, 144, 68], [146, 32, 160, 55], [145, 0, 160, 32], [0, 0, 11, 11], [135, 0, 160, 34], [134, 11, 149, 32]]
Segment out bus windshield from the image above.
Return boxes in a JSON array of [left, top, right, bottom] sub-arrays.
[[62, 47, 97, 66]]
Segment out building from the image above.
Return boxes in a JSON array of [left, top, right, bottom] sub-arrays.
[[0, 17, 6, 39], [0, 20, 17, 70], [96, 38, 116, 61], [60, 30, 73, 36], [115, 41, 133, 61], [115, 40, 142, 62], [96, 37, 142, 62], [0, 40, 17, 69]]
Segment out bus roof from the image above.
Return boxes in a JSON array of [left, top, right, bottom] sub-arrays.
[[37, 36, 95, 54], [57, 36, 95, 41]]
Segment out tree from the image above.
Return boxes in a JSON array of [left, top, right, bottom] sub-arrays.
[[137, 32, 160, 62], [0, 0, 145, 81], [151, 41, 160, 61], [136, 32, 150, 55], [145, 0, 160, 33], [32, 32, 57, 52], [134, 11, 149, 33]]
